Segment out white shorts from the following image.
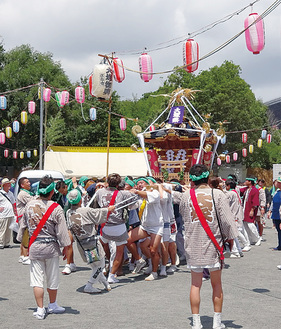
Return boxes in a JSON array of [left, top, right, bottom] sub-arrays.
[[100, 235, 127, 246], [141, 225, 163, 236], [189, 261, 221, 273], [162, 227, 171, 242], [30, 257, 60, 289], [169, 233, 176, 243]]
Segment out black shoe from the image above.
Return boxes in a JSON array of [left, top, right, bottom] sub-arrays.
[[13, 231, 20, 244]]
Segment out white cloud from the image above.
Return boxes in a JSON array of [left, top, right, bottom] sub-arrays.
[[0, 0, 280, 102]]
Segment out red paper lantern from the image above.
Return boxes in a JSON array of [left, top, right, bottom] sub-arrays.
[[242, 133, 247, 143], [183, 39, 199, 73], [233, 152, 238, 161], [4, 149, 8, 158], [242, 148, 247, 157], [226, 155, 230, 163], [149, 125, 155, 132], [267, 134, 272, 143], [43, 88, 51, 102], [75, 86, 85, 104], [113, 57, 125, 83], [119, 118, 127, 131], [13, 151, 17, 159], [0, 132, 5, 144], [217, 158, 221, 166], [60, 91, 69, 106], [28, 101, 36, 114], [244, 13, 265, 54], [139, 53, 153, 82]]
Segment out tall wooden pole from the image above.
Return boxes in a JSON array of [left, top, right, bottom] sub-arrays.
[[106, 99, 112, 177], [39, 78, 44, 169]]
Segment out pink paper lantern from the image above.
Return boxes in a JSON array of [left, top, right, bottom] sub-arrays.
[[28, 101, 36, 114], [183, 39, 199, 73], [119, 118, 127, 131], [242, 148, 247, 157], [139, 53, 153, 82], [217, 158, 221, 166], [75, 86, 85, 104], [267, 134, 272, 143], [226, 155, 230, 163], [60, 91, 69, 106], [113, 57, 125, 83], [13, 151, 17, 159], [0, 132, 5, 144], [43, 88, 51, 102], [242, 133, 247, 143], [233, 152, 238, 161], [149, 125, 155, 132], [244, 13, 265, 54], [4, 149, 8, 158]]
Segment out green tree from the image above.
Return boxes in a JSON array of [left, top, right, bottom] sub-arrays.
[[0, 44, 71, 170]]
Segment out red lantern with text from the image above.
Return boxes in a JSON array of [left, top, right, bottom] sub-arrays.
[[113, 57, 125, 83], [242, 148, 247, 157], [149, 125, 155, 132], [28, 101, 36, 114], [242, 133, 247, 143], [139, 53, 153, 82], [43, 88, 51, 102], [267, 134, 272, 143], [0, 132, 5, 145], [244, 13, 265, 54], [60, 91, 69, 106], [4, 149, 8, 158], [233, 152, 238, 161], [183, 39, 199, 73], [75, 86, 85, 104], [119, 118, 127, 131]]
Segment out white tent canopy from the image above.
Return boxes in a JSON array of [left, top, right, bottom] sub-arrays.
[[44, 147, 148, 178]]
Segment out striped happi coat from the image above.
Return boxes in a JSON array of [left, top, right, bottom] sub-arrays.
[[173, 184, 238, 267]]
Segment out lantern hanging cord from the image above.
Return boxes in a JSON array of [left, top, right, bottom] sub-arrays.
[[0, 83, 40, 96], [100, 0, 281, 76], [115, 0, 262, 56]]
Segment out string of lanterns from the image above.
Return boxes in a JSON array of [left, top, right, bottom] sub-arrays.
[[94, 8, 270, 85], [216, 129, 272, 166]]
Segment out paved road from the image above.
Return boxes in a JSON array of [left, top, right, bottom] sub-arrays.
[[1, 220, 281, 329]]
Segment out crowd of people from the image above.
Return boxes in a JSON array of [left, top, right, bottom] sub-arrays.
[[0, 166, 279, 328]]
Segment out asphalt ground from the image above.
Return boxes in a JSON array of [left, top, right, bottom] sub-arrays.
[[1, 218, 281, 329]]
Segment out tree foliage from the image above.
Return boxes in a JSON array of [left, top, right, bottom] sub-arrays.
[[0, 43, 279, 172]]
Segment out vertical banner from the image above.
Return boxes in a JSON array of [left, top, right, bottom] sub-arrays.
[[168, 106, 184, 125], [147, 149, 160, 174], [203, 151, 212, 168], [191, 149, 202, 166]]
